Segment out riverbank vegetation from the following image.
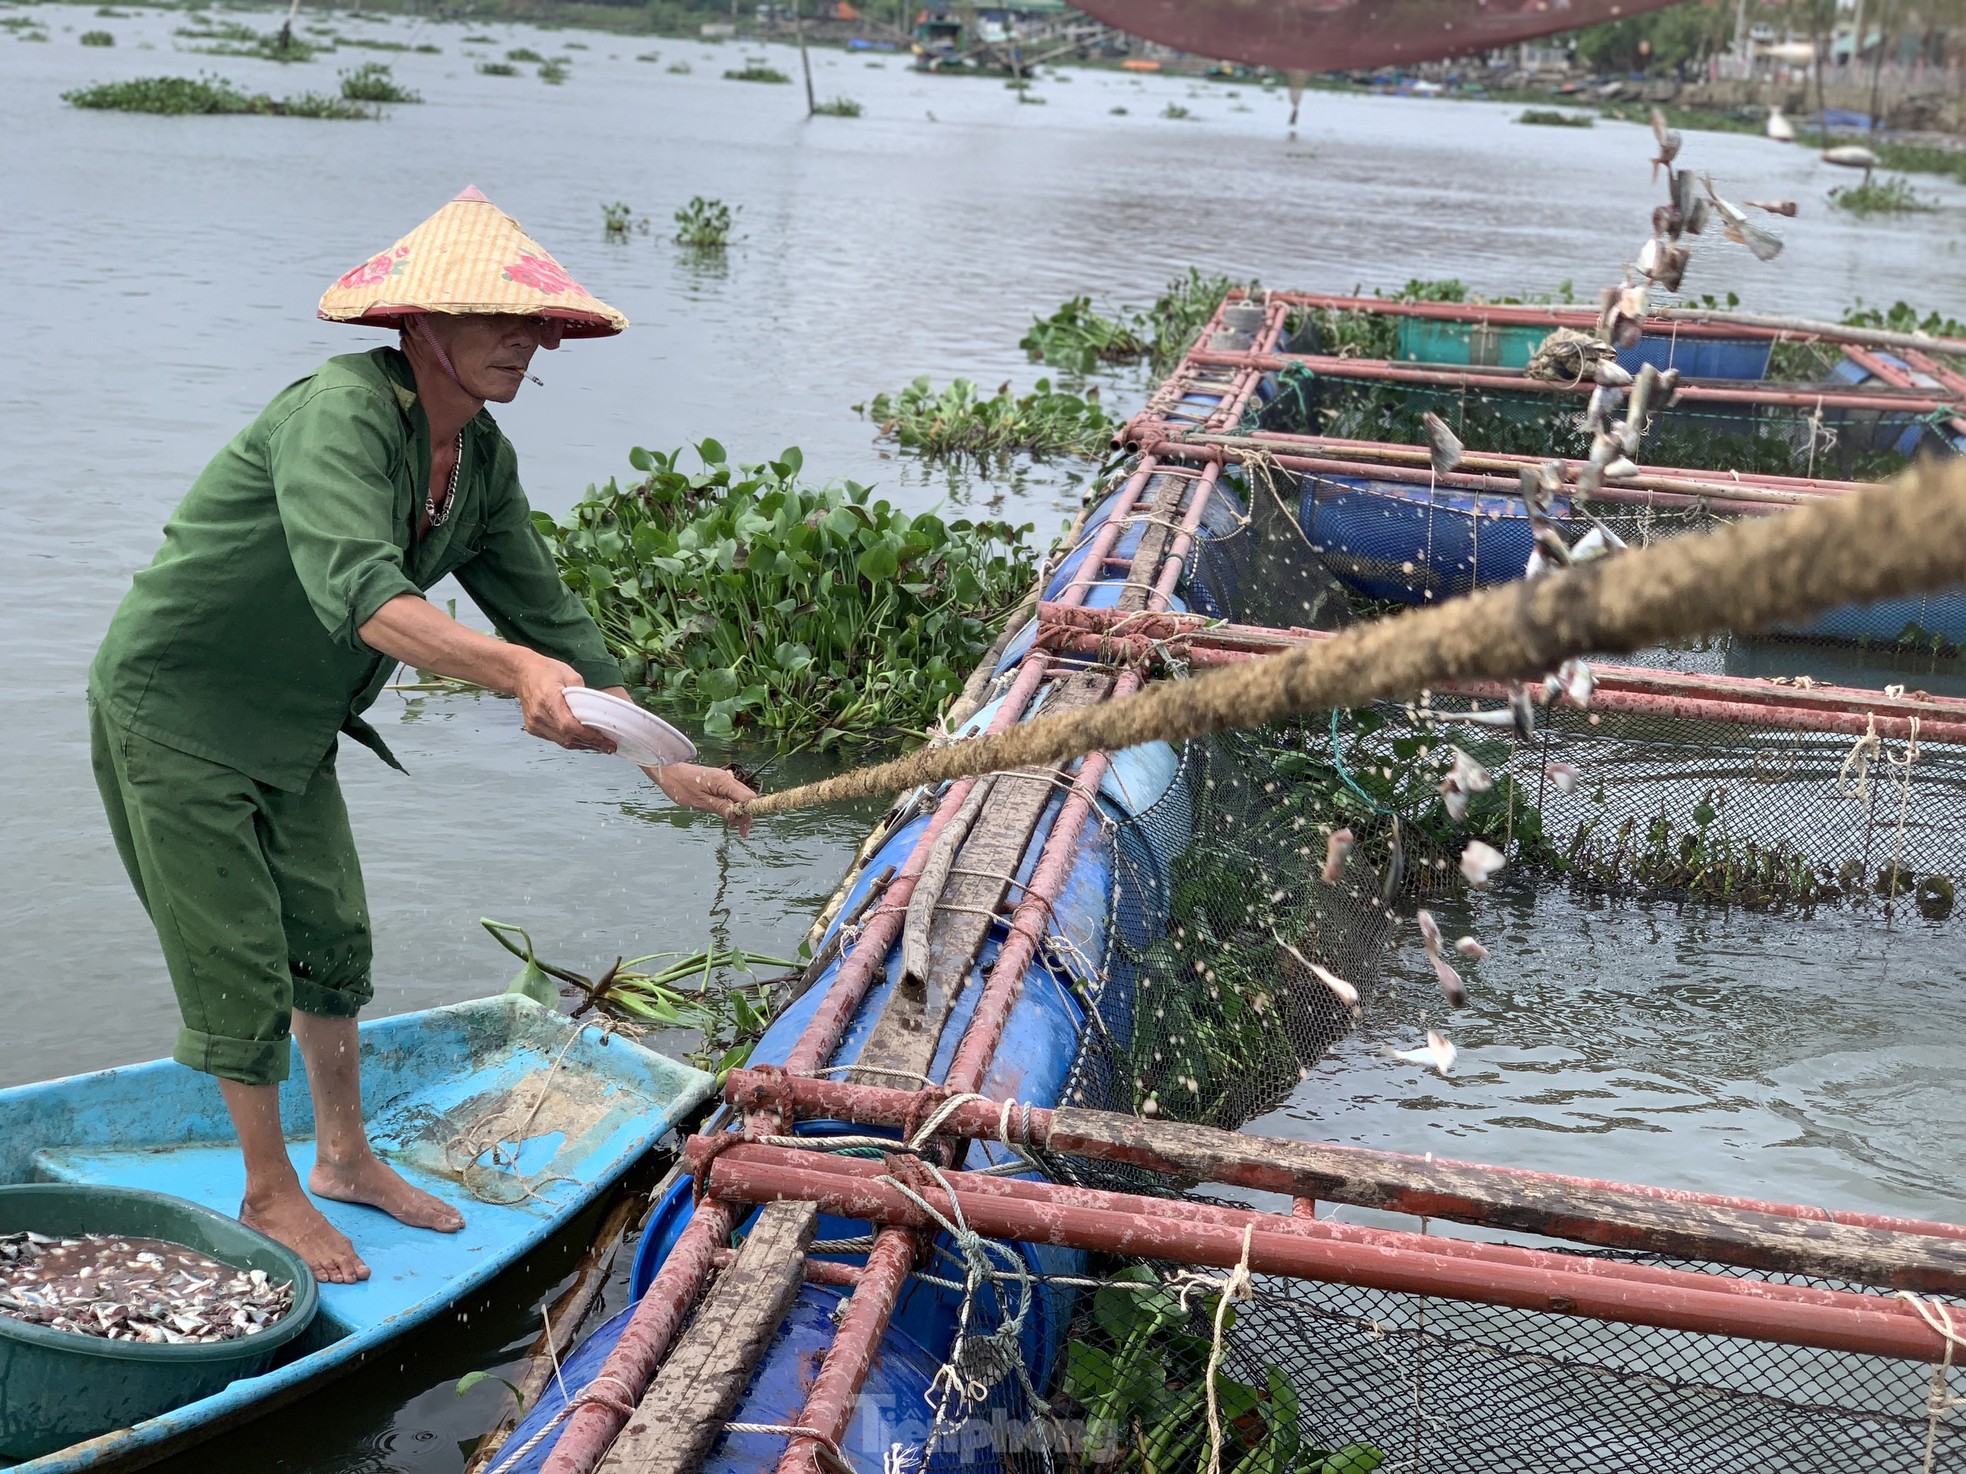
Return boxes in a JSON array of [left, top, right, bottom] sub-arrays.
[[538, 442, 1038, 747], [1518, 107, 1593, 126], [863, 377, 1114, 460], [62, 74, 375, 117]]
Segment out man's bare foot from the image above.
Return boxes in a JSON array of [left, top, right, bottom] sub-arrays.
[[242, 1187, 370, 1284], [311, 1150, 466, 1233]]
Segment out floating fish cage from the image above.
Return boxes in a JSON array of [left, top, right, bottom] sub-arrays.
[[490, 295, 1966, 1474]]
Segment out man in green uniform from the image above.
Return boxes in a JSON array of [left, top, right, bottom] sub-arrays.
[[88, 188, 753, 1284]]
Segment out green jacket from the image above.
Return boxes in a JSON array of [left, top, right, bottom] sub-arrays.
[[90, 348, 624, 792]]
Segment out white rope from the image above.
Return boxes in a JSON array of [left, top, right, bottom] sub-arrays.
[[1884, 715, 1922, 906], [483, 1374, 638, 1474], [1896, 1293, 1966, 1474], [1838, 712, 1883, 803], [723, 1422, 855, 1473], [1164, 1224, 1256, 1474]]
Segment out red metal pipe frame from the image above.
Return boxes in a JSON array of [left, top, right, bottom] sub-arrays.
[[702, 1146, 1954, 1364], [540, 1198, 734, 1474], [1178, 349, 1962, 417], [775, 1228, 917, 1474], [720, 1070, 1966, 1246], [689, 1137, 1943, 1315], [1032, 602, 1966, 747], [1242, 291, 1966, 357], [1131, 423, 1869, 498], [1140, 443, 1810, 518]]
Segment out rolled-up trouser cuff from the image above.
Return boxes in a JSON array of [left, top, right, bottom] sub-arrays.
[[292, 974, 373, 1019], [175, 1028, 293, 1088]]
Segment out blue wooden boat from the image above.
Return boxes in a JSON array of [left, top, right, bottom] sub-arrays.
[[0, 995, 715, 1472]]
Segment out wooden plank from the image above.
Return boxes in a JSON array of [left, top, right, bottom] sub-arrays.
[[598, 1200, 819, 1474], [852, 669, 1113, 1085], [1114, 470, 1192, 613], [1046, 1108, 1966, 1294]]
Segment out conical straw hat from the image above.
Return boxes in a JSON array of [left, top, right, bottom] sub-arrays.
[[318, 185, 627, 338]]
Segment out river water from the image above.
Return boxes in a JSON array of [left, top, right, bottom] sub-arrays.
[[6, 5, 1966, 1467]]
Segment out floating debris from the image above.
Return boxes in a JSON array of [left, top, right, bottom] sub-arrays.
[[0, 1231, 294, 1344]]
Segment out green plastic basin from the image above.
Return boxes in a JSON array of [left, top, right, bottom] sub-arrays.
[[0, 1184, 319, 1461]]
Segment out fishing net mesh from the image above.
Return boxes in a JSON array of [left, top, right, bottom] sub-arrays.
[[1005, 1248, 1966, 1474], [902, 451, 1966, 1469]]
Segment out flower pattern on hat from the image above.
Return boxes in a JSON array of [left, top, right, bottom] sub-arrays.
[[503, 254, 581, 296], [336, 252, 404, 290]]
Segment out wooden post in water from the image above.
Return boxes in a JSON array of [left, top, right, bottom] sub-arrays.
[[793, 0, 817, 115]]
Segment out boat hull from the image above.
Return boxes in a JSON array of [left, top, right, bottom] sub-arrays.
[[0, 996, 715, 1473]]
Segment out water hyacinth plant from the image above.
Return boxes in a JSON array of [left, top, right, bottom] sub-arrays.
[[1019, 295, 1148, 375], [339, 61, 420, 103], [483, 920, 794, 1077], [477, 60, 517, 75], [811, 95, 862, 116], [862, 377, 1113, 461], [672, 195, 737, 249], [537, 442, 1037, 747], [62, 74, 372, 117], [1831, 176, 1934, 216], [80, 29, 115, 45], [724, 61, 790, 83]]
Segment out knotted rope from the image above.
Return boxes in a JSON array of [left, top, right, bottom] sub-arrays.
[[736, 457, 1966, 819], [1895, 1293, 1966, 1474], [1166, 1225, 1258, 1474]]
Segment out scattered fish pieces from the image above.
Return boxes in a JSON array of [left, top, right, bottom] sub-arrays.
[[1391, 1029, 1458, 1077], [1545, 761, 1581, 794], [1568, 526, 1625, 563], [1745, 199, 1799, 216], [1421, 410, 1464, 477], [1453, 936, 1489, 961], [1703, 175, 1783, 260], [1649, 106, 1681, 180], [1460, 839, 1507, 888], [1429, 952, 1468, 1008], [0, 1231, 294, 1346], [1821, 143, 1880, 181], [1321, 826, 1355, 884]]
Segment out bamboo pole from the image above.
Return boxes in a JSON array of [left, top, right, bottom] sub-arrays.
[[736, 455, 1966, 818]]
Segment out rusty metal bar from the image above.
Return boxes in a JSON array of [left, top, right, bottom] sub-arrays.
[[1029, 602, 1966, 745], [701, 1145, 1955, 1364], [1177, 348, 1962, 416], [691, 1138, 1943, 1313], [1248, 291, 1966, 357], [718, 1070, 1966, 1246], [541, 1199, 734, 1474], [773, 1228, 918, 1474]]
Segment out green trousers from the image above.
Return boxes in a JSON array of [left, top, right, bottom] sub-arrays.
[[89, 700, 374, 1086]]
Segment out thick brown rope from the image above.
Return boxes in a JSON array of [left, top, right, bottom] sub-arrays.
[[738, 457, 1966, 819]]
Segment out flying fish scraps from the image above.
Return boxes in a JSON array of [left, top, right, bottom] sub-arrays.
[[1460, 839, 1506, 888], [1278, 934, 1361, 1010], [1544, 761, 1581, 793], [1421, 411, 1464, 478], [1391, 1029, 1458, 1077], [1415, 908, 1468, 1007], [1648, 106, 1681, 181], [1453, 935, 1488, 960], [1745, 199, 1799, 216], [0, 1231, 294, 1345], [1321, 826, 1355, 883], [1821, 144, 1880, 182], [1703, 175, 1783, 261]]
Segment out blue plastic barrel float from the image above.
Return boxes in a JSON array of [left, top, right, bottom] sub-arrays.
[[499, 540, 1199, 1474], [1391, 316, 1772, 380], [1298, 474, 1564, 604], [1826, 352, 1966, 460]]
